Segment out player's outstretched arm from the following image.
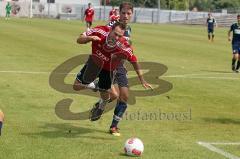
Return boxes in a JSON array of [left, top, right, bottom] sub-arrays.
[[131, 62, 153, 90], [77, 34, 101, 44]]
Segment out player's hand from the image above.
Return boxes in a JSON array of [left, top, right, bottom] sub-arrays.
[[90, 36, 101, 41], [228, 37, 232, 42], [141, 81, 153, 90]]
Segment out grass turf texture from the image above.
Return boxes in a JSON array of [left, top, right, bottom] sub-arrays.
[[0, 17, 240, 159]]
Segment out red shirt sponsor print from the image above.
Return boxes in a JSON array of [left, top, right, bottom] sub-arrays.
[[84, 26, 137, 71]]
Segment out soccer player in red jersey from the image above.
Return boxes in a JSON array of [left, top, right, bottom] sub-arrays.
[[73, 22, 152, 122], [109, 6, 117, 20], [84, 3, 94, 31], [109, 9, 120, 22]]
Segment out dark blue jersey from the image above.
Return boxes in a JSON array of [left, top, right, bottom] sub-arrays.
[[207, 18, 216, 29], [230, 23, 240, 44]]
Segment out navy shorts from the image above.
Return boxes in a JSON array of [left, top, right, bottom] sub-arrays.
[[113, 62, 128, 87], [232, 42, 240, 54], [208, 28, 214, 34], [76, 57, 113, 90]]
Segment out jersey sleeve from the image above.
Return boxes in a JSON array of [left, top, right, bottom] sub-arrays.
[[122, 46, 137, 63], [82, 26, 108, 37]]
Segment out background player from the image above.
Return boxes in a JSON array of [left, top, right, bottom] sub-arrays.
[[109, 6, 117, 20], [0, 109, 4, 136], [5, 2, 11, 20], [228, 14, 240, 72], [206, 13, 217, 42], [84, 3, 94, 31]]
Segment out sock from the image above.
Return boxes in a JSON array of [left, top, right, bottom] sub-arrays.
[[110, 101, 127, 128], [86, 82, 96, 89], [0, 121, 3, 136], [232, 58, 236, 66], [236, 61, 240, 70]]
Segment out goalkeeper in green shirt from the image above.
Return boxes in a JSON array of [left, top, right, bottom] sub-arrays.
[[5, 2, 11, 20]]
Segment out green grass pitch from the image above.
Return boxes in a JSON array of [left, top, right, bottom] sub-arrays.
[[0, 17, 240, 159]]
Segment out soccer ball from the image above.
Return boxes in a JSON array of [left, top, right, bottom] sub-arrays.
[[124, 138, 144, 156]]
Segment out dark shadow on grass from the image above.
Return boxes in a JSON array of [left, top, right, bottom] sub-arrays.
[[203, 118, 240, 125], [21, 123, 112, 140], [200, 70, 233, 74]]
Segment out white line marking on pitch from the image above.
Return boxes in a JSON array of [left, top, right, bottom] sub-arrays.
[[198, 141, 240, 159], [0, 70, 239, 80]]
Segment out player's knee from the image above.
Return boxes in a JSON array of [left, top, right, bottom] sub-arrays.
[[110, 91, 119, 101], [73, 84, 84, 91], [119, 93, 128, 103]]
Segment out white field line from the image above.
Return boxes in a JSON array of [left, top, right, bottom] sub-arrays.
[[198, 141, 240, 159], [0, 70, 239, 80]]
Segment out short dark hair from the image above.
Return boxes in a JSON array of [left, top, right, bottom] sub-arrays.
[[112, 21, 127, 31], [237, 14, 240, 18], [119, 2, 133, 12]]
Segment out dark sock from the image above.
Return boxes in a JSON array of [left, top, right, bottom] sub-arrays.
[[236, 61, 240, 70], [110, 101, 127, 128], [208, 35, 210, 40], [0, 121, 3, 136], [232, 58, 236, 66]]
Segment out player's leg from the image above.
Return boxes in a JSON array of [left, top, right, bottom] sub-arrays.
[[73, 64, 97, 91], [73, 57, 101, 91], [90, 70, 113, 121], [0, 110, 4, 136], [89, 21, 92, 29], [211, 30, 214, 42], [109, 84, 119, 102], [235, 46, 240, 72], [86, 21, 90, 31], [232, 43, 239, 71], [109, 69, 129, 136], [208, 29, 211, 41]]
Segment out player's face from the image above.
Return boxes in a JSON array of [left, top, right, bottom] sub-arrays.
[[119, 8, 133, 24], [107, 26, 125, 46]]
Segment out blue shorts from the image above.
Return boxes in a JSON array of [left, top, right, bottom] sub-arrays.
[[113, 62, 128, 88], [232, 42, 240, 54]]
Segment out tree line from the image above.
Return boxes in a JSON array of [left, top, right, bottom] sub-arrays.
[[107, 0, 240, 12]]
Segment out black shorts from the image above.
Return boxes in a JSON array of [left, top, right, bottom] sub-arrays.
[[113, 62, 128, 87], [208, 28, 214, 34], [76, 57, 113, 90], [86, 21, 92, 26]]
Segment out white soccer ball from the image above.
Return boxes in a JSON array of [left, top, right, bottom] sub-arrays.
[[124, 138, 144, 156]]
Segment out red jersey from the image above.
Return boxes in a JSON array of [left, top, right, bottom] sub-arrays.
[[85, 8, 94, 22], [83, 26, 137, 71]]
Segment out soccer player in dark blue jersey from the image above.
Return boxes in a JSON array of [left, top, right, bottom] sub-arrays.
[[206, 13, 217, 42], [228, 14, 240, 72], [108, 2, 133, 136]]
